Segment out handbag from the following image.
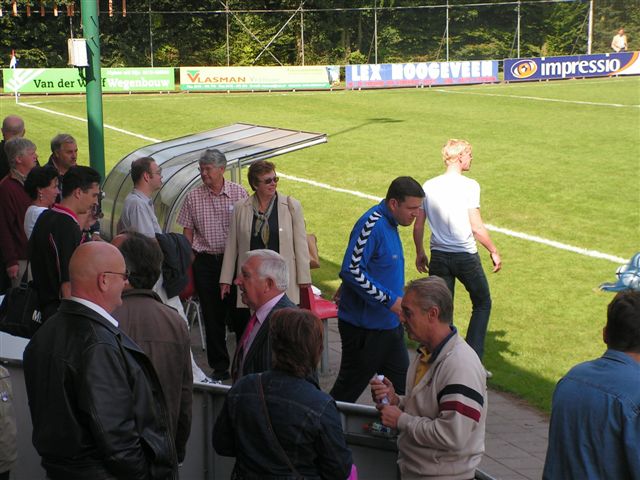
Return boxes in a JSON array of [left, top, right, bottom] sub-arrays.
[[0, 267, 43, 339], [307, 233, 320, 269], [256, 374, 304, 480], [287, 196, 320, 269]]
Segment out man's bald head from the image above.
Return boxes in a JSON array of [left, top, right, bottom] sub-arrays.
[[70, 242, 128, 312], [2, 115, 25, 141]]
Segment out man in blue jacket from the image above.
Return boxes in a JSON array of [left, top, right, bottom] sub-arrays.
[[330, 176, 424, 403], [543, 290, 640, 479]]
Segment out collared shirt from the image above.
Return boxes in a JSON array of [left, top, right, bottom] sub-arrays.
[[68, 296, 119, 328], [51, 203, 79, 224], [414, 326, 456, 386], [117, 188, 162, 238], [10, 169, 27, 185], [543, 349, 640, 479], [177, 180, 248, 254], [244, 292, 285, 354]]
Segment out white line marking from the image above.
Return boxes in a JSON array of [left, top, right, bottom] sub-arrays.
[[280, 173, 628, 264], [19, 102, 628, 265], [19, 102, 161, 142], [433, 88, 639, 108]]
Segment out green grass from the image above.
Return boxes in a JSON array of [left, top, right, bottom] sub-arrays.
[[2, 76, 639, 411]]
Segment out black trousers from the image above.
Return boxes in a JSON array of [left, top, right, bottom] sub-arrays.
[[330, 320, 409, 403], [192, 253, 249, 373]]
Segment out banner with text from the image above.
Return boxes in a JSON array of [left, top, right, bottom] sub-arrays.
[[346, 61, 498, 89], [504, 51, 640, 81], [2, 68, 175, 93], [179, 66, 339, 91]]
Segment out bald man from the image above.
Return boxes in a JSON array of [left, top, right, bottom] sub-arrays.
[[0, 115, 25, 180], [24, 242, 178, 480]]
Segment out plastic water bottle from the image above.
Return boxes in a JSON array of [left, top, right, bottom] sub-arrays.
[[375, 374, 389, 405]]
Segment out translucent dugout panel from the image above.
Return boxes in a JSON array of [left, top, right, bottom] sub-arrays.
[[101, 123, 327, 241]]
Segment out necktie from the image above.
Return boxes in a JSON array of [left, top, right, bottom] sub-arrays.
[[232, 314, 258, 381]]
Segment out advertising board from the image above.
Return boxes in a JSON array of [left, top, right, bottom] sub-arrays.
[[179, 66, 339, 91], [345, 61, 498, 89], [2, 67, 175, 93], [504, 52, 640, 81]]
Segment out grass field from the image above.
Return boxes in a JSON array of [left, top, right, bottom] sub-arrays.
[[1, 76, 638, 411]]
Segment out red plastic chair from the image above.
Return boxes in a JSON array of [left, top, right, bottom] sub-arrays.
[[300, 285, 338, 374]]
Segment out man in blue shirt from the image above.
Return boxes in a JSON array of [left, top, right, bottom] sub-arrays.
[[543, 290, 640, 480], [330, 176, 424, 403]]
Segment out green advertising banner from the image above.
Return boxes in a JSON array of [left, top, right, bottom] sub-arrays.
[[2, 68, 175, 93], [179, 66, 339, 91]]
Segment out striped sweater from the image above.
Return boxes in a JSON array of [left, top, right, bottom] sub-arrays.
[[338, 200, 404, 330], [397, 333, 487, 480]]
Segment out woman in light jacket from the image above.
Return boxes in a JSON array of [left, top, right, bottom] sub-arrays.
[[220, 160, 311, 306]]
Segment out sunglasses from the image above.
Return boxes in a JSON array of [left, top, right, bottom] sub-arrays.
[[258, 176, 279, 185], [102, 270, 130, 281]]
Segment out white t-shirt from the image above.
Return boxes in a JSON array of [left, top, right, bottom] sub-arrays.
[[422, 173, 480, 254], [24, 205, 48, 239]]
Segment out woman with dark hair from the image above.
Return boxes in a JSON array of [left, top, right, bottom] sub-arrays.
[[23, 165, 59, 239], [220, 160, 311, 306], [213, 308, 353, 480]]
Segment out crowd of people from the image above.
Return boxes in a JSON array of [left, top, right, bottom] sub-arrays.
[[0, 113, 638, 479]]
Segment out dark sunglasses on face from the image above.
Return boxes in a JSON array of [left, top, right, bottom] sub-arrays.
[[259, 176, 279, 185]]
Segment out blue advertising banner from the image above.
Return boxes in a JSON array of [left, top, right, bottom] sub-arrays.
[[345, 61, 498, 89], [504, 52, 640, 81]]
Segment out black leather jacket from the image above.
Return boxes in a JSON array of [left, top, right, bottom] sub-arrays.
[[24, 299, 178, 480]]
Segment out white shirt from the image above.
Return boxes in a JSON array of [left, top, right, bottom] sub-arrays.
[[117, 189, 162, 238], [422, 173, 480, 254], [69, 296, 119, 328], [24, 205, 48, 239]]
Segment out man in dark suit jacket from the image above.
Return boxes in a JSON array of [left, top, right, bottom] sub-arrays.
[[23, 242, 178, 480], [231, 249, 296, 382]]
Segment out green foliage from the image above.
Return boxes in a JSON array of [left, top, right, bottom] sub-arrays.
[[1, 1, 638, 68]]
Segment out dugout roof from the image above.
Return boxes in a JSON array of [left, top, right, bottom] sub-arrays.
[[101, 123, 327, 241]]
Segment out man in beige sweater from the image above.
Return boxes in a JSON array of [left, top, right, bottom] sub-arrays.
[[371, 276, 487, 480]]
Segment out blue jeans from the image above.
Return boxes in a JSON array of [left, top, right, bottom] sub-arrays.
[[428, 250, 492, 360]]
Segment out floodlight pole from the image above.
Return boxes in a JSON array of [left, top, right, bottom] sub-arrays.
[[374, 0, 378, 64], [516, 0, 521, 58], [446, 1, 450, 62], [300, 3, 305, 65], [81, 0, 106, 179], [587, 0, 594, 54]]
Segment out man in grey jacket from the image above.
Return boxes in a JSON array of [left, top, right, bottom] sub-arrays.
[[371, 276, 487, 480]]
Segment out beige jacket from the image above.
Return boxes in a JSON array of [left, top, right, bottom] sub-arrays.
[[396, 334, 487, 480], [220, 194, 311, 306], [0, 365, 17, 474]]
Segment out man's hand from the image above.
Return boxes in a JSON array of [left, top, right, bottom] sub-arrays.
[[220, 283, 231, 299], [370, 375, 399, 406], [379, 405, 403, 429], [390, 297, 403, 316], [490, 251, 502, 273], [6, 264, 19, 279], [415, 250, 429, 273]]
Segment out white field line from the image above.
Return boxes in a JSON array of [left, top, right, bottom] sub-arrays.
[[281, 173, 628, 265], [432, 88, 639, 108], [19, 102, 627, 265]]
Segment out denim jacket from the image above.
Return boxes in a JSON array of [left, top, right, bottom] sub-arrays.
[[213, 370, 352, 480], [543, 349, 640, 480]]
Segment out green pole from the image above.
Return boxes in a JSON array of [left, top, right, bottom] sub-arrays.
[[81, 0, 105, 179]]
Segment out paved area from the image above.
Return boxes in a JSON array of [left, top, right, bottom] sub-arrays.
[[191, 316, 549, 480]]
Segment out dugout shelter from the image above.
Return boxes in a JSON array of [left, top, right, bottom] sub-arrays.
[[100, 122, 327, 241]]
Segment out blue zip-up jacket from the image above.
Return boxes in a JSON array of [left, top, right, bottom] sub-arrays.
[[338, 200, 404, 330], [543, 349, 640, 480]]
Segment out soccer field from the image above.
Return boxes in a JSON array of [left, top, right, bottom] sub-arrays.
[[1, 76, 638, 410]]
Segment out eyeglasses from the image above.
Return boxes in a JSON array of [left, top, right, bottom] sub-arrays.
[[149, 168, 162, 176], [258, 176, 279, 185], [101, 270, 130, 281], [198, 165, 222, 173]]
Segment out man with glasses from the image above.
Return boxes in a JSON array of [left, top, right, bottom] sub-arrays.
[[24, 242, 178, 480], [30, 165, 101, 321], [178, 149, 249, 382]]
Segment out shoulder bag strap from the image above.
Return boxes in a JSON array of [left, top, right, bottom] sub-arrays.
[[256, 373, 304, 480]]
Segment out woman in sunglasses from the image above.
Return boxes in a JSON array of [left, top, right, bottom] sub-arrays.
[[220, 160, 311, 307]]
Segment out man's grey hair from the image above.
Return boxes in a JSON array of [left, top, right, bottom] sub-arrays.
[[50, 133, 76, 154], [245, 249, 289, 292], [5, 137, 36, 169], [405, 276, 454, 325], [199, 148, 226, 169]]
